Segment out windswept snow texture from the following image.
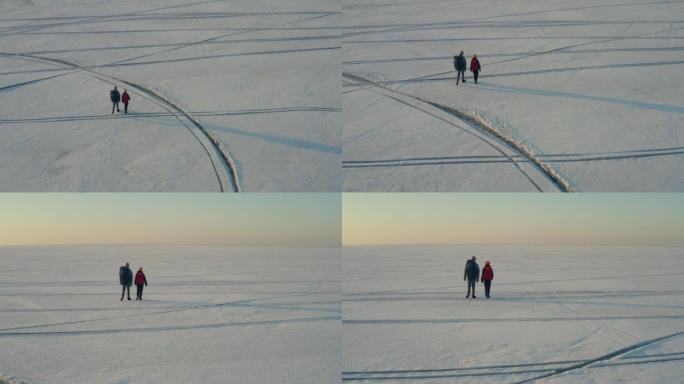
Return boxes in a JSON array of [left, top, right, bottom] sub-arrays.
[[0, 0, 340, 191], [342, 0, 684, 191], [343, 245, 684, 383], [0, 246, 340, 384]]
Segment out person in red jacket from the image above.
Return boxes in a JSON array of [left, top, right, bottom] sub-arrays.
[[481, 261, 494, 298], [121, 90, 131, 114], [134, 267, 148, 301], [470, 55, 481, 84]]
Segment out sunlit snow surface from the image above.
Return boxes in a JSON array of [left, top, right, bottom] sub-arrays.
[[0, 246, 340, 384], [342, 0, 684, 191], [0, 0, 340, 191], [343, 245, 684, 383]]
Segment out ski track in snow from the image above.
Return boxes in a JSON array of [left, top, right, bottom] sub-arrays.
[[512, 329, 684, 384], [342, 353, 684, 381], [343, 72, 574, 192], [0, 246, 341, 383], [0, 316, 340, 337], [343, 246, 684, 383], [0, 2, 341, 191], [0, 107, 340, 123], [0, 52, 241, 192], [341, 145, 684, 168], [342, 0, 684, 191], [374, 92, 545, 192]]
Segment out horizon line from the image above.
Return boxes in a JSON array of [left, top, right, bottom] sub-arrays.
[[0, 243, 340, 248], [342, 242, 684, 248]]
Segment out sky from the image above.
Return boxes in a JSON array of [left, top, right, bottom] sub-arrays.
[[0, 194, 340, 246], [343, 194, 684, 246]]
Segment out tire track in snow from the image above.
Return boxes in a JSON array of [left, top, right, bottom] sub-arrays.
[[0, 72, 74, 93], [378, 92, 544, 192], [341, 352, 684, 381], [0, 295, 339, 333], [388, 24, 684, 85], [512, 330, 684, 383], [0, 107, 340, 123], [0, 0, 237, 38], [343, 46, 684, 66], [343, 315, 684, 324], [0, 296, 274, 332], [344, 288, 684, 297], [341, 145, 684, 167], [108, 12, 336, 68], [0, 53, 241, 192], [343, 72, 575, 192], [0, 316, 340, 337]]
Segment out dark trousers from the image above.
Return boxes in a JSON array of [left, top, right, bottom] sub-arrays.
[[112, 101, 120, 114], [466, 278, 477, 297], [121, 285, 130, 299], [136, 284, 144, 300], [456, 70, 465, 84], [124, 102, 128, 114], [473, 70, 479, 83], [484, 280, 491, 297]]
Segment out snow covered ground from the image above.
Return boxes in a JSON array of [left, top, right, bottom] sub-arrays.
[[342, 0, 684, 191], [343, 245, 684, 383], [0, 245, 340, 384], [0, 0, 340, 191]]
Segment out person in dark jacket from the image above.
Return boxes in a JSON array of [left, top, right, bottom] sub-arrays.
[[134, 267, 148, 301], [121, 90, 131, 114], [481, 261, 494, 298], [110, 86, 121, 114], [119, 262, 133, 301], [453, 50, 467, 85], [464, 256, 480, 299], [470, 55, 481, 84]]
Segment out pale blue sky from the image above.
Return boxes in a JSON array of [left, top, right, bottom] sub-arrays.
[[344, 194, 684, 246], [0, 194, 340, 246]]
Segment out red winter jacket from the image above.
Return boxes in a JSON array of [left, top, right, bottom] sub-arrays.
[[481, 264, 493, 282], [135, 271, 147, 286], [122, 92, 130, 104], [470, 57, 481, 72]]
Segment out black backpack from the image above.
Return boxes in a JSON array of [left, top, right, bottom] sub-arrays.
[[466, 260, 478, 278]]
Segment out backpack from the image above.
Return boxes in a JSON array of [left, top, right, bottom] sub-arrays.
[[466, 260, 479, 278]]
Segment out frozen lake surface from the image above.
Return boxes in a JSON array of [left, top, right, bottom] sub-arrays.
[[0, 245, 340, 384], [343, 245, 684, 383], [0, 0, 340, 191], [342, 0, 684, 191]]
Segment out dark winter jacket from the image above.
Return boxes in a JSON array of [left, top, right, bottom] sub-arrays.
[[481, 264, 493, 282], [135, 271, 147, 286], [121, 91, 130, 104], [454, 54, 467, 71], [470, 57, 481, 72], [110, 89, 121, 103], [119, 266, 133, 286], [464, 260, 480, 281]]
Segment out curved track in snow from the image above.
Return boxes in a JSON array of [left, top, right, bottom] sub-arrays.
[[343, 72, 575, 192], [0, 316, 340, 337], [342, 351, 684, 381], [0, 53, 241, 192]]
